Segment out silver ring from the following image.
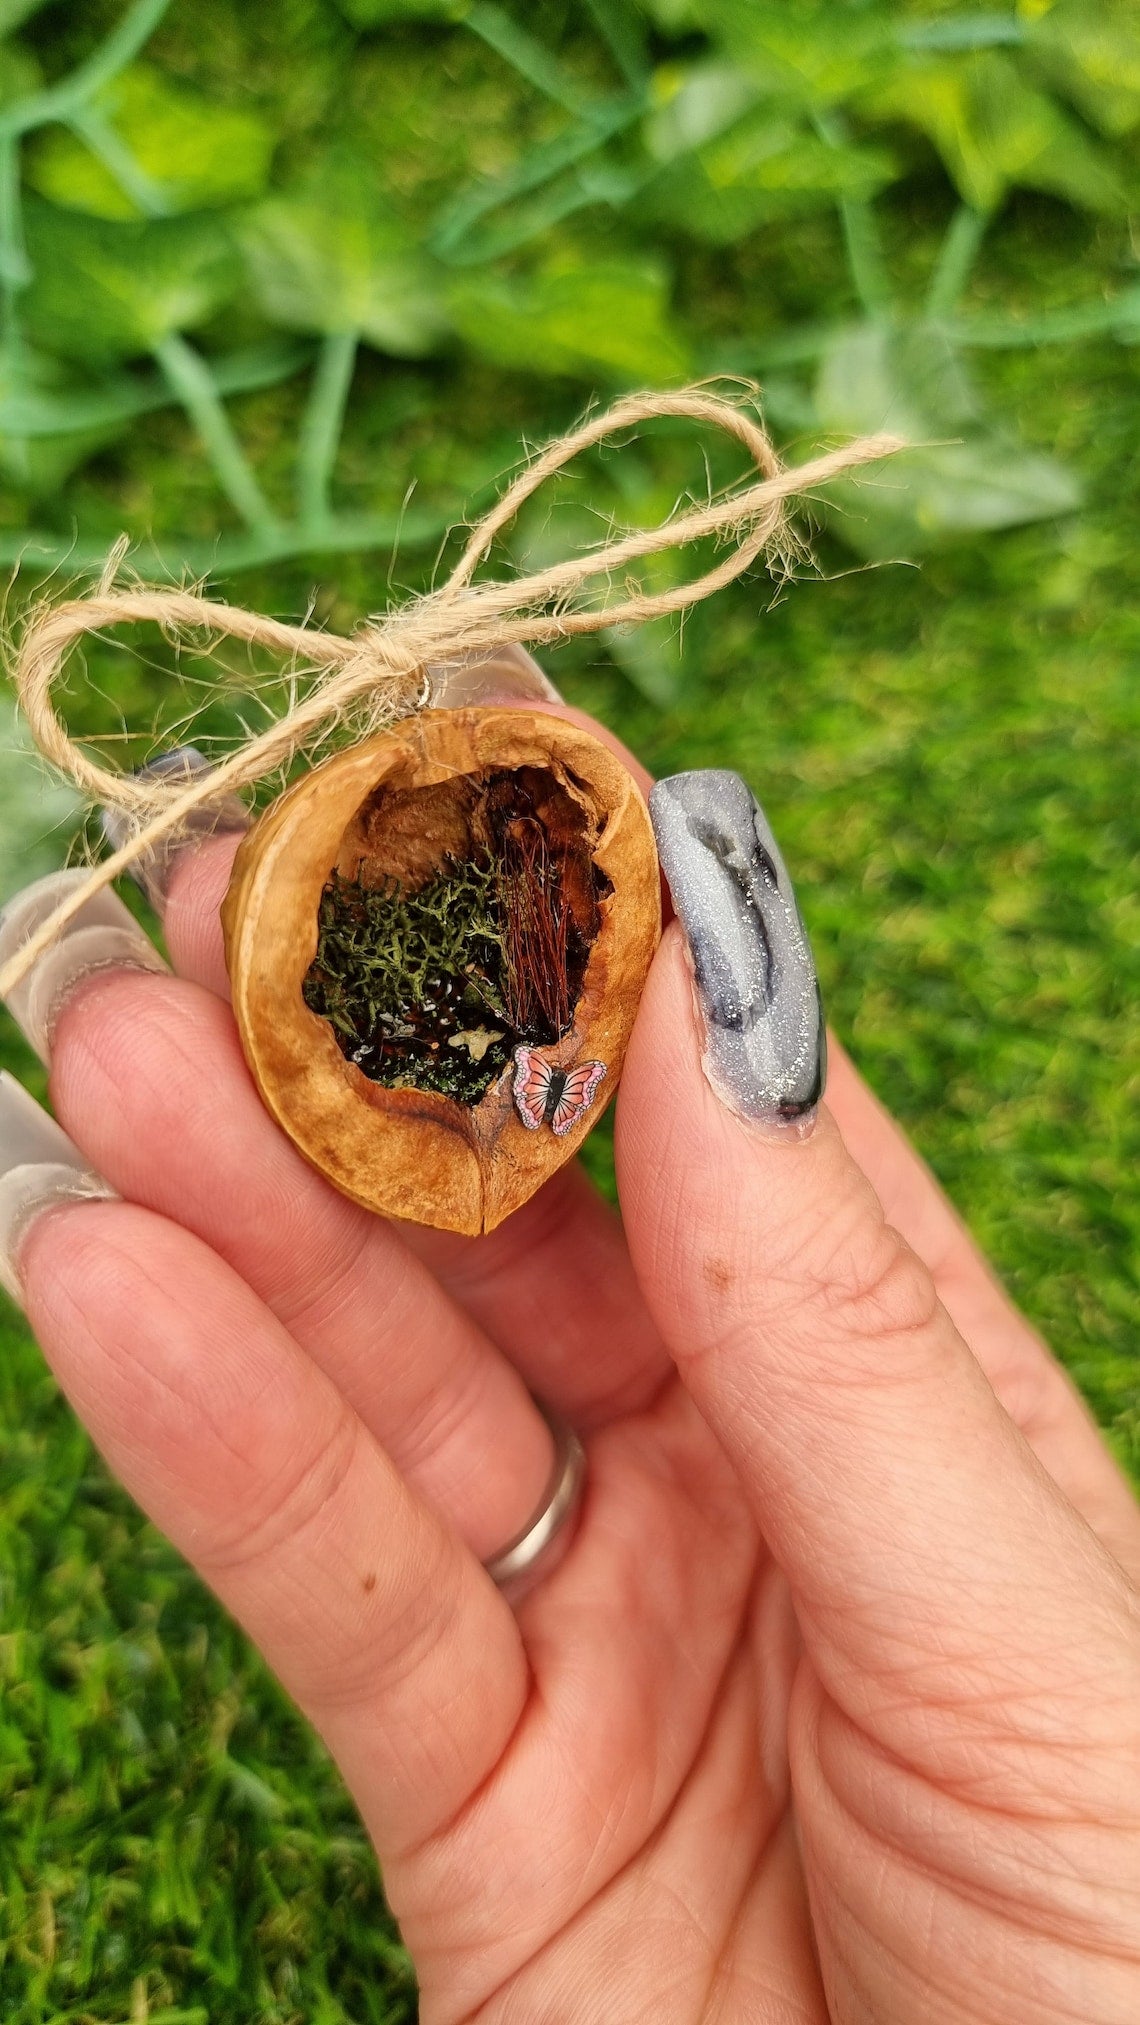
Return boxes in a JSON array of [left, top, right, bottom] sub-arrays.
[[483, 1404, 586, 1605]]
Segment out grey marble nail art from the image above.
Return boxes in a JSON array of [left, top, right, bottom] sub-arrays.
[[100, 745, 248, 911], [649, 770, 825, 1126]]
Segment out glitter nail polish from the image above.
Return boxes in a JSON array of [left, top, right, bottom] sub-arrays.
[[649, 769, 825, 1128]]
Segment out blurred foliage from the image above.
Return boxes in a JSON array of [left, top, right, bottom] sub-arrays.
[[0, 0, 1139, 2019], [0, 0, 1136, 583], [0, 696, 84, 902]]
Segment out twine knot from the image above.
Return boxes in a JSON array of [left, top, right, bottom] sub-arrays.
[[0, 385, 903, 1000]]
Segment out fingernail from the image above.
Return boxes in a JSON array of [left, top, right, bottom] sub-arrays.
[[100, 745, 248, 911], [426, 644, 563, 710], [0, 869, 168, 1066], [0, 1072, 116, 1303], [649, 770, 826, 1130]]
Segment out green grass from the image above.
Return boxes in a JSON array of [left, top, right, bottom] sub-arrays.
[[1, 3, 1139, 2017]]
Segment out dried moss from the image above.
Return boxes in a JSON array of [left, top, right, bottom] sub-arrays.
[[302, 856, 532, 1103]]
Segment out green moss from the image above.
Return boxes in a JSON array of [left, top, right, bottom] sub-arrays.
[[302, 857, 517, 1103]]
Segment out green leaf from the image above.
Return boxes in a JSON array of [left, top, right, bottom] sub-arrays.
[[241, 154, 445, 353], [639, 90, 896, 243], [825, 433, 1082, 555], [859, 49, 1126, 213], [21, 199, 240, 365], [0, 39, 40, 107], [0, 338, 308, 436], [0, 696, 85, 905], [815, 318, 979, 439], [0, 422, 107, 495], [0, 337, 309, 497], [1027, 1, 1140, 138], [643, 62, 762, 161], [334, 0, 456, 20], [811, 320, 1082, 555], [0, 346, 128, 493], [0, 0, 48, 33], [699, 1, 894, 109], [447, 249, 691, 383], [25, 62, 275, 220]]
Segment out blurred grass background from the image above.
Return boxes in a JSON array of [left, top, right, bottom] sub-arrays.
[[0, 0, 1138, 2016]]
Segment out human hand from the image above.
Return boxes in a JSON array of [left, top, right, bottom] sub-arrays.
[[2, 713, 1138, 2024]]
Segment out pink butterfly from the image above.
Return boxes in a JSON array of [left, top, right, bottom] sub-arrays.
[[512, 1046, 607, 1137]]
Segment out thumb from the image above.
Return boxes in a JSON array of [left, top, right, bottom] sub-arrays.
[[616, 771, 1135, 1748]]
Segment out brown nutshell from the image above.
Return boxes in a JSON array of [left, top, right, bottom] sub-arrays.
[[221, 707, 661, 1234]]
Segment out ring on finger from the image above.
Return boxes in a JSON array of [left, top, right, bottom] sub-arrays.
[[483, 1402, 585, 1605]]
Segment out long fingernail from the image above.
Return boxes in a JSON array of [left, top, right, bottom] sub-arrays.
[[100, 745, 248, 912], [426, 644, 563, 709], [0, 869, 168, 1067], [649, 770, 826, 1130], [0, 1072, 116, 1303]]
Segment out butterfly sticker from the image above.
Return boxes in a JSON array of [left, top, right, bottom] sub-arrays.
[[512, 1046, 607, 1137]]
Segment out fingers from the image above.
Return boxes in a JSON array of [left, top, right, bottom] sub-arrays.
[[46, 965, 555, 1563], [164, 828, 242, 997], [158, 727, 673, 1429], [0, 867, 559, 1561], [20, 1197, 526, 1859], [404, 1165, 669, 1426], [618, 773, 1140, 1759]]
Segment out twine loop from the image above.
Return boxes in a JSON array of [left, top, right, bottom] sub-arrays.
[[0, 386, 903, 999]]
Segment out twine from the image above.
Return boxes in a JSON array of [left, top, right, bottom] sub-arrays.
[[0, 386, 903, 1000]]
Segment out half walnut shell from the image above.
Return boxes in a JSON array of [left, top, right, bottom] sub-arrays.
[[221, 707, 661, 1234]]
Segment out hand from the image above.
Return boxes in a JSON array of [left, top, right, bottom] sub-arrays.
[[3, 723, 1139, 2025]]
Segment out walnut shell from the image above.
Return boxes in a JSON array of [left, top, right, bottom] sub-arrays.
[[221, 708, 661, 1234]]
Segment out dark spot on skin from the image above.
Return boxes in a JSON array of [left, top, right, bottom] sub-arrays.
[[704, 1257, 734, 1294], [362, 1571, 377, 1592]]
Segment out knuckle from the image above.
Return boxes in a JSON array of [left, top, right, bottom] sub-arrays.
[[389, 1343, 495, 1478], [812, 1215, 941, 1345], [205, 1406, 363, 1578], [270, 1210, 373, 1335], [756, 1194, 944, 1375]]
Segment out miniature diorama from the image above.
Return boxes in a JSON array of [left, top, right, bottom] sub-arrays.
[[0, 387, 894, 1244], [222, 706, 661, 1233]]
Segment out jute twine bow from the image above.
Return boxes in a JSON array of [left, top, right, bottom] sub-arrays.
[[0, 386, 903, 1000]]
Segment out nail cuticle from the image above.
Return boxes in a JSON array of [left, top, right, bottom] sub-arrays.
[[650, 769, 826, 1130], [0, 1164, 117, 1304], [36, 949, 167, 1063]]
